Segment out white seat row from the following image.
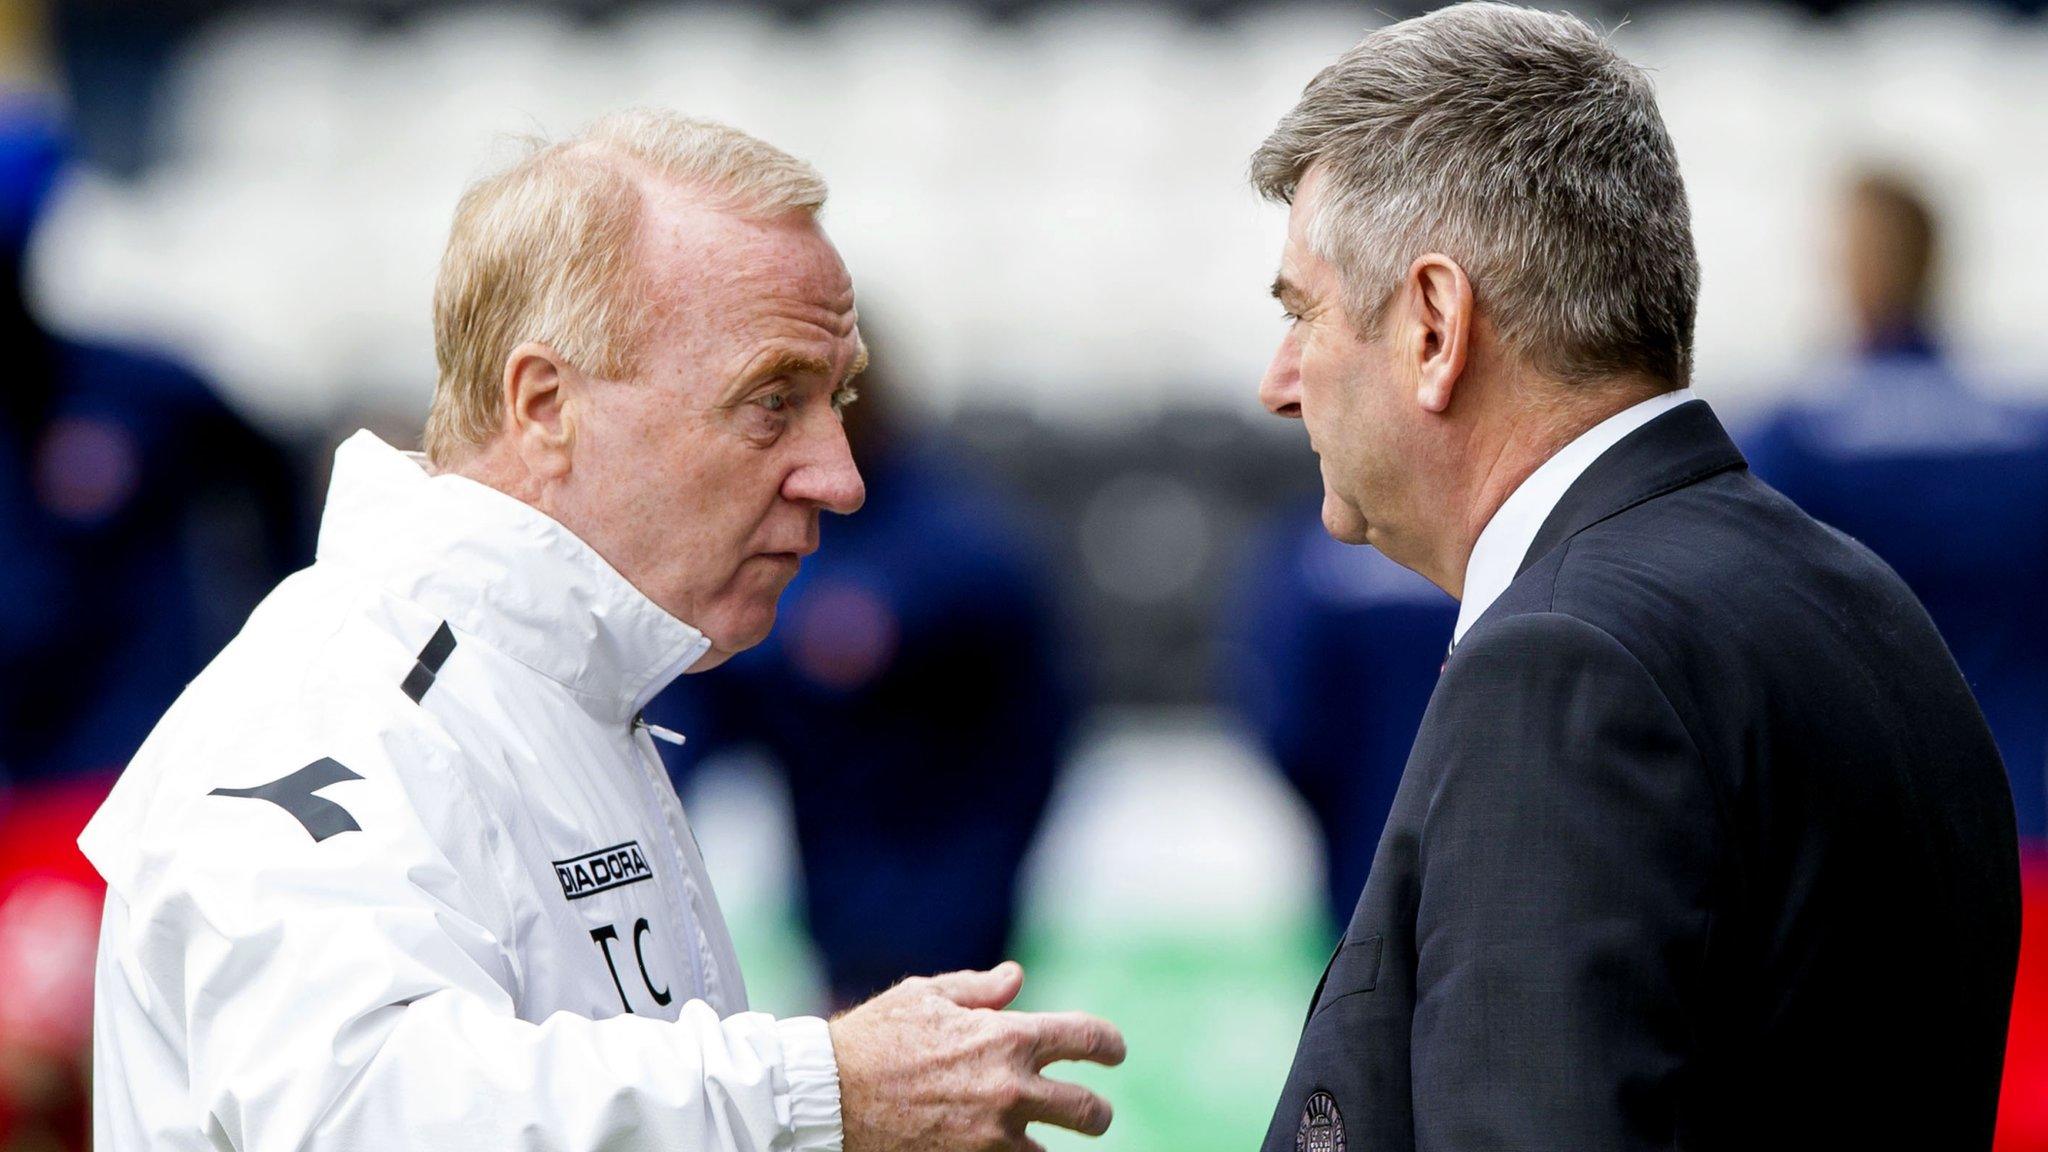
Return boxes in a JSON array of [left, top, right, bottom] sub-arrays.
[[27, 2, 2048, 431]]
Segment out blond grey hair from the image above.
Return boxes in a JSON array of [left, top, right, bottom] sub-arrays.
[[1250, 2, 1699, 389], [425, 109, 828, 464]]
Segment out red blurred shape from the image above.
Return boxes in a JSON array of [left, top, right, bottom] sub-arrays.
[[0, 773, 116, 1152], [2000, 847, 2048, 1151]]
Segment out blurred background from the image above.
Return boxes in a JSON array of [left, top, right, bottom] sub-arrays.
[[1, 0, 2046, 1148]]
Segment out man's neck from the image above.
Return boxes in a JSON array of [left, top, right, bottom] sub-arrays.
[[448, 443, 545, 508], [1435, 382, 1667, 599]]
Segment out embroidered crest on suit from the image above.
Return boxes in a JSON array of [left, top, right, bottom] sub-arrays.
[[1296, 1089, 1345, 1152]]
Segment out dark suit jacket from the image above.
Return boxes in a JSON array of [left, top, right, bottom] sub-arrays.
[[1261, 400, 2020, 1152]]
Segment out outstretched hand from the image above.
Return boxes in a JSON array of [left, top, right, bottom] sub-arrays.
[[830, 961, 1126, 1152]]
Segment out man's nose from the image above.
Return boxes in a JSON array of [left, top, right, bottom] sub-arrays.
[[1260, 332, 1304, 419], [786, 417, 866, 515]]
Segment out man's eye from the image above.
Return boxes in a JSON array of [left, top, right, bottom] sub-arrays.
[[756, 392, 790, 413], [1280, 309, 1301, 325]]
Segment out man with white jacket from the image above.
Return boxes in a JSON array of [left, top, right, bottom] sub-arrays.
[[78, 110, 1123, 1152]]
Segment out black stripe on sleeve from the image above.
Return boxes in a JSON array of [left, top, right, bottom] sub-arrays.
[[401, 621, 457, 703]]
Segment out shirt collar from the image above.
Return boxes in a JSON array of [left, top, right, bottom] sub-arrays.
[[314, 430, 712, 722], [1453, 387, 1696, 644]]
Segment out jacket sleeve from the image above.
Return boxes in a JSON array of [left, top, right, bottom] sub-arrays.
[[105, 735, 841, 1152], [1409, 611, 1718, 1151]]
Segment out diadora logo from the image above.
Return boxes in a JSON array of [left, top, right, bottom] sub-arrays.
[[552, 840, 653, 901]]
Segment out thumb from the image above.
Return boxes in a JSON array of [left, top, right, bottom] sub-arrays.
[[926, 961, 1024, 1010]]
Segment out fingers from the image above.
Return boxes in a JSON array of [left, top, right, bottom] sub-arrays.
[[1000, 1129, 1048, 1152], [924, 960, 1025, 1010], [1023, 1011, 1127, 1069], [1019, 1074, 1115, 1137]]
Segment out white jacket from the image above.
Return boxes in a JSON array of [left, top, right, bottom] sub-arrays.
[[77, 430, 842, 1151]]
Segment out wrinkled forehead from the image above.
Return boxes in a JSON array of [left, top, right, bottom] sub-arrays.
[[1278, 166, 1340, 298], [637, 190, 855, 329]]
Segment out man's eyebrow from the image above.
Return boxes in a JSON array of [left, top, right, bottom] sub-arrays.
[[1271, 275, 1301, 304], [758, 351, 836, 381], [844, 341, 870, 383], [718, 347, 867, 407]]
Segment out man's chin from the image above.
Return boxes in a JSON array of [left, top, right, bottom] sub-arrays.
[[1320, 492, 1372, 545], [684, 605, 781, 674]]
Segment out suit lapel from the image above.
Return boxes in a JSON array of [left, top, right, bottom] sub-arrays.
[[1518, 399, 1749, 577]]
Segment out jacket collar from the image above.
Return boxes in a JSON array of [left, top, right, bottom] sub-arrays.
[[1518, 399, 1749, 576], [315, 430, 711, 722]]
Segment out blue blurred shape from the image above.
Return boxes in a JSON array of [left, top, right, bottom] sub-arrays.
[[1222, 499, 1457, 928], [647, 440, 1077, 1004], [0, 96, 65, 260], [1745, 345, 2048, 840], [0, 97, 309, 788]]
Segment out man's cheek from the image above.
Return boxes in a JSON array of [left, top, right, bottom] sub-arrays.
[[1296, 358, 1336, 430]]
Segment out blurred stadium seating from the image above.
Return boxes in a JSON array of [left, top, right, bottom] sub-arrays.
[[27, 2, 2048, 431]]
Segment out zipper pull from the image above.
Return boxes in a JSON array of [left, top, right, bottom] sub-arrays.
[[635, 715, 688, 747]]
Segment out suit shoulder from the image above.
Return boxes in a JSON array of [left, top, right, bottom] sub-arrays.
[[1479, 471, 1957, 770], [1426, 610, 1709, 797], [1506, 471, 1917, 651], [1450, 607, 1630, 658], [1442, 609, 1667, 705]]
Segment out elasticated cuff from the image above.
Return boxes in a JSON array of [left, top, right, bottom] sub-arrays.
[[775, 1015, 842, 1152]]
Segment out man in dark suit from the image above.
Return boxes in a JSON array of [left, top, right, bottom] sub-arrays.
[[1247, 4, 2020, 1149]]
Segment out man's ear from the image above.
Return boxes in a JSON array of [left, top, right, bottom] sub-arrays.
[[1403, 254, 1474, 415], [502, 341, 575, 479]]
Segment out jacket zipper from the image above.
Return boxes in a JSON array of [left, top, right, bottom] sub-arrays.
[[628, 716, 710, 1004], [639, 719, 687, 747]]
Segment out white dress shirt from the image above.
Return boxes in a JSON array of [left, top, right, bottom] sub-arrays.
[[1453, 388, 1697, 645]]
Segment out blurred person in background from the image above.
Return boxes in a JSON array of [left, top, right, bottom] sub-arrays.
[[77, 110, 1122, 1152], [648, 333, 1078, 1009], [1739, 165, 2048, 1151], [1251, 6, 2018, 1149], [1742, 169, 2048, 844], [1222, 500, 1454, 934], [0, 99, 305, 1150], [0, 105, 306, 789]]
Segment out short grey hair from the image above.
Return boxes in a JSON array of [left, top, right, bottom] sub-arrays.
[[1251, 2, 1699, 390], [426, 109, 828, 464]]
